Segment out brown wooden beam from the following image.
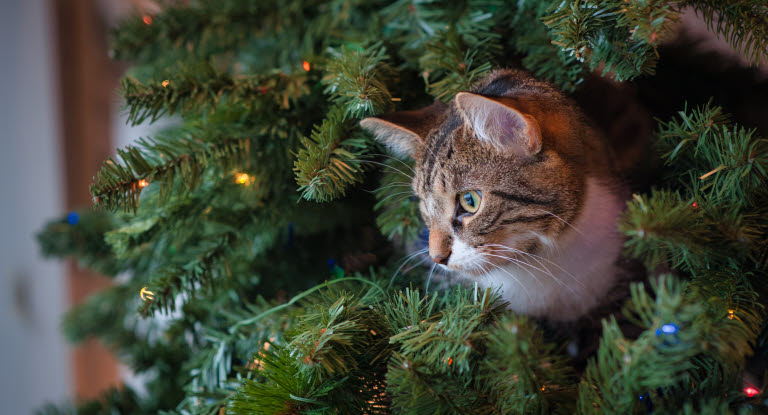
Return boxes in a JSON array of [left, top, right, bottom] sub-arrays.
[[53, 0, 122, 401]]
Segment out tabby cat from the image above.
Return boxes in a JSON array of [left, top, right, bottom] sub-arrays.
[[361, 69, 638, 321]]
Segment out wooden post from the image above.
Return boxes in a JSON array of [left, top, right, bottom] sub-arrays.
[[53, 0, 122, 401]]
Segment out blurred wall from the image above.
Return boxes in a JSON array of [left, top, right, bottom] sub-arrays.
[[0, 1, 71, 414]]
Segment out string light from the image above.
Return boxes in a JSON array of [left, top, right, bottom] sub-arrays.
[[142, 15, 153, 25], [67, 211, 80, 225], [138, 179, 149, 188], [728, 309, 741, 321], [140, 287, 156, 301], [302, 60, 311, 71], [660, 323, 678, 334], [250, 357, 264, 370], [744, 386, 760, 397], [249, 339, 274, 370], [235, 173, 252, 185], [162, 80, 170, 87]]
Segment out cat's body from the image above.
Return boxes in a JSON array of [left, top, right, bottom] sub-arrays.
[[362, 69, 642, 322]]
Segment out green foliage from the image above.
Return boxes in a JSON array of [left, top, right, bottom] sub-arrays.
[[322, 42, 395, 119], [656, 100, 768, 206], [35, 0, 768, 414], [620, 190, 727, 274], [373, 157, 422, 244], [508, 0, 586, 92], [293, 105, 372, 202], [121, 63, 309, 126], [479, 315, 576, 414], [688, 0, 768, 65], [226, 346, 350, 415], [420, 27, 495, 102], [621, 101, 768, 277], [37, 210, 124, 276], [545, 0, 677, 81], [387, 288, 506, 414], [91, 131, 250, 212], [579, 275, 761, 414], [543, 0, 767, 82], [417, 3, 502, 101]]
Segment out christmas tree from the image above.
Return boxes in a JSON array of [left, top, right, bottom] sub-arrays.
[[37, 0, 768, 413]]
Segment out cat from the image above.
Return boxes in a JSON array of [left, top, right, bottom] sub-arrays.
[[361, 69, 643, 322]]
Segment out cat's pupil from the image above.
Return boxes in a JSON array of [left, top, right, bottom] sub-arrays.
[[463, 193, 475, 207]]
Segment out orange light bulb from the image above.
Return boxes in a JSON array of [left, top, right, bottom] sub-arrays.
[[235, 173, 250, 185]]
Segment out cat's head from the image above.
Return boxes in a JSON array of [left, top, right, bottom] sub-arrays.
[[361, 70, 608, 275]]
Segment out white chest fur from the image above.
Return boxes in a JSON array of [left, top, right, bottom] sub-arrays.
[[456, 178, 626, 321]]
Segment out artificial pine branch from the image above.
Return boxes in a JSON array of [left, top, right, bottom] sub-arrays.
[[121, 65, 308, 125], [688, 0, 768, 66], [386, 351, 492, 414], [508, 0, 586, 92], [579, 275, 760, 414], [620, 190, 726, 274], [139, 234, 235, 316], [111, 0, 324, 62], [91, 132, 250, 212], [656, 100, 768, 207], [544, 0, 679, 81], [36, 210, 125, 276], [386, 287, 510, 413], [227, 346, 346, 415], [420, 27, 496, 101], [294, 105, 372, 202], [478, 314, 577, 414], [379, 0, 503, 67], [322, 42, 395, 119]]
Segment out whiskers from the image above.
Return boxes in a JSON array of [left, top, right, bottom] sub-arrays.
[[354, 154, 415, 181], [474, 256, 532, 302], [533, 208, 583, 235], [387, 248, 449, 296], [425, 263, 437, 294], [478, 243, 584, 293], [375, 189, 418, 205], [389, 248, 429, 288], [363, 181, 412, 194]]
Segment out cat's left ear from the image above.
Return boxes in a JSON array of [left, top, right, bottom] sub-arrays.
[[454, 92, 542, 156], [360, 101, 447, 159]]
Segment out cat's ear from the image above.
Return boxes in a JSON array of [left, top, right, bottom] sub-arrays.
[[360, 101, 447, 159], [454, 92, 542, 156]]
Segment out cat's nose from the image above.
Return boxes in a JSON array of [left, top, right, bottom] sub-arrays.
[[431, 252, 451, 265]]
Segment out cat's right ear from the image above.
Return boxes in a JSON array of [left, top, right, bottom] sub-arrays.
[[359, 101, 447, 159]]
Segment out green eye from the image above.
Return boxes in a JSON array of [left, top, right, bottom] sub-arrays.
[[459, 190, 482, 214]]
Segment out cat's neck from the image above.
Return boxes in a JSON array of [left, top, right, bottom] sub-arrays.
[[478, 177, 626, 321]]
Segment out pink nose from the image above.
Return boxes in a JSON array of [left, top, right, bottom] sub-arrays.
[[431, 252, 450, 265]]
